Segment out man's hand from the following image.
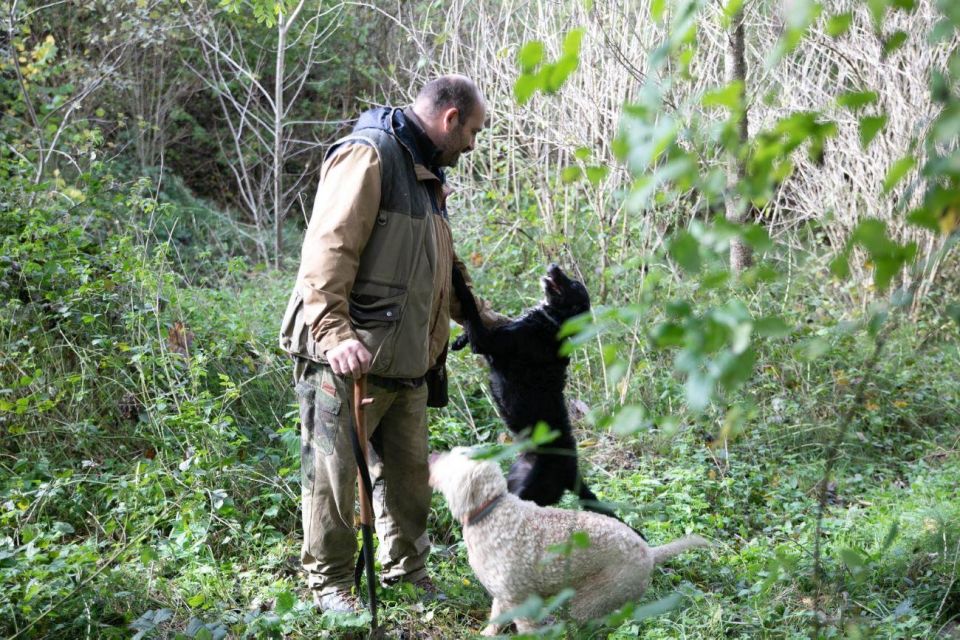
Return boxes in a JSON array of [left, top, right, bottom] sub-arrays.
[[326, 339, 372, 378]]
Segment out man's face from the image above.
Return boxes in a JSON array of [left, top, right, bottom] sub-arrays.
[[437, 103, 486, 167]]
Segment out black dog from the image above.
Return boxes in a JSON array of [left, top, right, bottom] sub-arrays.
[[452, 264, 624, 523]]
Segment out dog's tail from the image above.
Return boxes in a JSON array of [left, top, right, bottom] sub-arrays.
[[651, 535, 710, 565]]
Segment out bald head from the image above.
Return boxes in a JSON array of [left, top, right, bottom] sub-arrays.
[[412, 75, 487, 167], [414, 75, 485, 123]]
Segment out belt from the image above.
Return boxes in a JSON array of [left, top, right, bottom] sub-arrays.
[[367, 374, 425, 390]]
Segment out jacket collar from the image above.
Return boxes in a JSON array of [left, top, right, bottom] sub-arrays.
[[352, 106, 445, 183], [400, 108, 444, 172]]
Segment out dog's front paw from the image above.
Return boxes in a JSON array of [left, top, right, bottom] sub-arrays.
[[451, 333, 470, 352], [480, 624, 500, 637]]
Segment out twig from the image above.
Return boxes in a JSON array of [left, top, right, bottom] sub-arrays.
[[811, 333, 886, 629]]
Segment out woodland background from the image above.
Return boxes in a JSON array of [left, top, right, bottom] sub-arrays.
[[1, 0, 959, 637]]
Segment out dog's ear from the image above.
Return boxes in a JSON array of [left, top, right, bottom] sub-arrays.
[[462, 459, 508, 510]]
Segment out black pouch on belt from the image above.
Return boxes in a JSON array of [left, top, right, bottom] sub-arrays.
[[425, 343, 449, 408]]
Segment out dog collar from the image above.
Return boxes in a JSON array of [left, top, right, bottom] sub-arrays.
[[464, 493, 505, 527]]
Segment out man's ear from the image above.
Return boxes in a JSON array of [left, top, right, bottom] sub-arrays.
[[440, 107, 460, 132]]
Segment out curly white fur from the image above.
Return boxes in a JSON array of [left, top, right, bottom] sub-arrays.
[[429, 448, 709, 635]]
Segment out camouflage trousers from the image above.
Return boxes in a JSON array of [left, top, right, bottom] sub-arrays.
[[295, 360, 432, 596]]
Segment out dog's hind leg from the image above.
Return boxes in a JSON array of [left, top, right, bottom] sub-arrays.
[[568, 557, 655, 623], [483, 596, 535, 636], [481, 598, 507, 636]]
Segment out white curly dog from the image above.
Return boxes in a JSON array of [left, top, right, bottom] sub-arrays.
[[429, 448, 709, 635]]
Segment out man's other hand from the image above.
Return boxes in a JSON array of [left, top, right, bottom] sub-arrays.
[[326, 339, 372, 378]]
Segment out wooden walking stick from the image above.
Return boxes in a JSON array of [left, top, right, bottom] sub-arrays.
[[350, 375, 384, 638]]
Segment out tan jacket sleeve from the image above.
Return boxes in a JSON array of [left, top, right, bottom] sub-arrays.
[[450, 253, 511, 328], [298, 144, 381, 355]]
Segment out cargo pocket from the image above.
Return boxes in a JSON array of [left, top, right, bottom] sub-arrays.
[[296, 369, 343, 462], [349, 291, 405, 327], [349, 290, 405, 373]]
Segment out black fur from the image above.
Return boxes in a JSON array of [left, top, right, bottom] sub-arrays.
[[452, 264, 625, 523]]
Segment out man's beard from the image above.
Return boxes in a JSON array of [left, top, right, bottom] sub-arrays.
[[437, 127, 465, 167]]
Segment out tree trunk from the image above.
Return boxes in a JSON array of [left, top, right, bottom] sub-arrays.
[[273, 14, 286, 270], [726, 7, 753, 274]]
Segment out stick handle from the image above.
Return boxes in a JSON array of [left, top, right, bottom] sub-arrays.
[[353, 376, 374, 526]]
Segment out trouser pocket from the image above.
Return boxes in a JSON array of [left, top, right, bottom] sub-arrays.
[[296, 366, 344, 477]]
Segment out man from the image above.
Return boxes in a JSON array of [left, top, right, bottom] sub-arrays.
[[279, 75, 501, 612]]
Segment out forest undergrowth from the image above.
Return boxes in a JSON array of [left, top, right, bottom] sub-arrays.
[[3, 0, 960, 637], [1, 164, 957, 638]]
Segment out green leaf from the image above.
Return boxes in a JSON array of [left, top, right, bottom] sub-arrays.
[[702, 269, 731, 289], [187, 592, 206, 608], [651, 322, 686, 348], [882, 156, 916, 193], [492, 595, 546, 624], [754, 316, 792, 338], [800, 337, 830, 361], [547, 56, 579, 92], [651, 0, 667, 21], [563, 28, 585, 56], [585, 166, 609, 184], [830, 249, 851, 279], [880, 521, 900, 553], [839, 547, 867, 576], [873, 258, 899, 292], [543, 588, 577, 615], [666, 300, 693, 319], [932, 104, 960, 143], [859, 115, 887, 149], [530, 421, 560, 445], [718, 348, 757, 391], [867, 0, 887, 27], [852, 219, 892, 255], [140, 546, 159, 565], [826, 12, 853, 37], [570, 531, 591, 548], [632, 592, 684, 620], [740, 224, 772, 251], [882, 30, 908, 56], [518, 41, 545, 72], [686, 370, 713, 412], [607, 360, 628, 385], [867, 309, 888, 337], [275, 590, 296, 615], [669, 231, 701, 273], [906, 208, 939, 231], [611, 404, 650, 435], [946, 303, 960, 329], [561, 166, 582, 183], [837, 91, 878, 110], [514, 74, 539, 105], [702, 81, 744, 110], [722, 0, 745, 25]]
